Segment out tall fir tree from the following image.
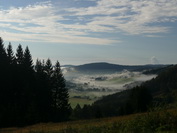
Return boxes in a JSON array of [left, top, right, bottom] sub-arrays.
[[35, 59, 43, 73], [0, 37, 8, 126], [0, 37, 8, 89], [16, 44, 24, 65], [34, 59, 53, 122], [23, 46, 33, 70], [52, 61, 70, 121], [45, 58, 53, 78], [0, 37, 7, 65], [7, 42, 16, 65]]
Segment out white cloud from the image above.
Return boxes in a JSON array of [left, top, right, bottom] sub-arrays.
[[150, 56, 159, 64], [0, 1, 117, 45], [0, 0, 177, 45], [64, 0, 177, 35]]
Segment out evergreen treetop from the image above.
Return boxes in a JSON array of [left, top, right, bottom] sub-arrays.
[[7, 42, 16, 65], [16, 44, 24, 65], [45, 58, 53, 77], [0, 37, 7, 64], [23, 46, 33, 70]]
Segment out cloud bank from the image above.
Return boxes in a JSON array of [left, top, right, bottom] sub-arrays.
[[0, 0, 177, 45]]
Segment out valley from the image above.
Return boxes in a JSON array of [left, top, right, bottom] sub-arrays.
[[62, 63, 160, 108]]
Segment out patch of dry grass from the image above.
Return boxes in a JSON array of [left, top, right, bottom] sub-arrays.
[[1, 108, 177, 133]]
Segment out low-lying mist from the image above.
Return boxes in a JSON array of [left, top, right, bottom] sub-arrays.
[[64, 68, 156, 89]]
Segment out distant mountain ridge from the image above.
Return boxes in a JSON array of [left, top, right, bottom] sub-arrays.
[[73, 62, 167, 72]]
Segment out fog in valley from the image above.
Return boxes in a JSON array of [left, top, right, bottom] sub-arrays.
[[62, 67, 156, 107]]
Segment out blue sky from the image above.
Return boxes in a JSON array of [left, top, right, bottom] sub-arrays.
[[0, 0, 177, 65]]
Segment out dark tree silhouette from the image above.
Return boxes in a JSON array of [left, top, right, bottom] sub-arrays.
[[6, 43, 16, 65], [52, 61, 70, 121], [23, 46, 33, 70], [0, 38, 71, 127], [0, 37, 7, 65], [35, 59, 43, 73], [0, 37, 8, 126], [34, 59, 53, 122], [16, 44, 24, 65], [72, 104, 82, 119], [129, 86, 152, 112], [45, 58, 53, 77]]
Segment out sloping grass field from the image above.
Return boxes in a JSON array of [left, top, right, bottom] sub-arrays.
[[69, 97, 94, 108], [1, 108, 177, 133]]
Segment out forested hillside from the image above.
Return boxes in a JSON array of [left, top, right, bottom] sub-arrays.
[[0, 38, 70, 127], [74, 62, 166, 72], [72, 64, 177, 119], [144, 65, 177, 104]]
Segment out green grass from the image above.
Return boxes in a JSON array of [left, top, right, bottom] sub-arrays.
[[69, 97, 94, 108], [1, 108, 177, 133], [69, 91, 116, 108]]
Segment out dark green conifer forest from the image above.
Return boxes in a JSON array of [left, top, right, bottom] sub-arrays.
[[1, 37, 177, 129], [0, 37, 70, 127]]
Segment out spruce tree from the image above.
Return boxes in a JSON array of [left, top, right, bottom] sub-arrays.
[[35, 59, 43, 73], [52, 61, 70, 121], [35, 59, 46, 73], [15, 45, 35, 124], [16, 44, 24, 65], [0, 37, 8, 88], [45, 58, 53, 78], [7, 42, 16, 65], [0, 37, 7, 65], [35, 59, 53, 122], [72, 104, 82, 119], [0, 37, 8, 126], [23, 46, 33, 70]]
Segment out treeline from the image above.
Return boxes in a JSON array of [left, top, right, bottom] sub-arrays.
[[71, 65, 177, 120], [0, 38, 70, 127], [71, 86, 152, 120]]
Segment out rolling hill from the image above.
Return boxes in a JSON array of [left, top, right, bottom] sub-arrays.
[[73, 62, 167, 72]]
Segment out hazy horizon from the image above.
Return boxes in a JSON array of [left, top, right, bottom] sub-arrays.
[[1, 0, 177, 65], [61, 61, 172, 66]]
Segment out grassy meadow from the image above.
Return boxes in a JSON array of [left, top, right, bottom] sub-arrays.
[[1, 107, 177, 133], [69, 90, 117, 108], [69, 97, 94, 108]]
